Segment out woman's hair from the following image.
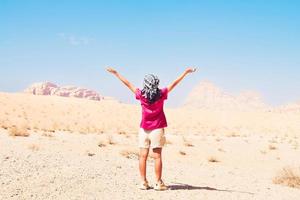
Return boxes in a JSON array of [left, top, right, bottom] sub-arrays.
[[141, 74, 161, 104]]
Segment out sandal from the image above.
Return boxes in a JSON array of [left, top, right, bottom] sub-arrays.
[[138, 180, 150, 190], [154, 180, 168, 191]]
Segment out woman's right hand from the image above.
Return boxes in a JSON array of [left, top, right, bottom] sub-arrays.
[[106, 67, 118, 74]]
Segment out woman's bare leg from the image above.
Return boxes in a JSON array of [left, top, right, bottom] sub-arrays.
[[152, 148, 162, 182], [139, 148, 149, 181]]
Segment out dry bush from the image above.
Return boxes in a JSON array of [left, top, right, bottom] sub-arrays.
[[179, 151, 186, 156], [269, 144, 277, 150], [28, 144, 39, 151], [118, 131, 127, 135], [63, 125, 71, 132], [98, 141, 106, 148], [218, 148, 225, 152], [208, 156, 219, 163], [107, 135, 115, 145], [273, 167, 300, 189], [1, 125, 8, 130], [42, 132, 54, 137], [87, 152, 95, 157], [9, 126, 30, 137], [182, 136, 194, 147], [47, 129, 55, 133], [120, 150, 139, 159], [97, 135, 116, 147], [226, 132, 240, 137], [96, 129, 104, 134], [78, 126, 89, 134]]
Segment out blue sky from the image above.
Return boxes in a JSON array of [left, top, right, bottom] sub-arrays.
[[0, 0, 299, 107]]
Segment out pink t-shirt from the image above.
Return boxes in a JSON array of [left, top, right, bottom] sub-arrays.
[[135, 88, 168, 130]]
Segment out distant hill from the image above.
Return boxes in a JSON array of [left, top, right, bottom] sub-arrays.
[[275, 101, 300, 113], [184, 81, 269, 111]]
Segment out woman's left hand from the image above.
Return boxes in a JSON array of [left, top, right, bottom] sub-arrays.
[[185, 67, 197, 74]]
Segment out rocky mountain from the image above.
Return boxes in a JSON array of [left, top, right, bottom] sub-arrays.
[[275, 101, 300, 113], [184, 81, 269, 111], [24, 82, 103, 101]]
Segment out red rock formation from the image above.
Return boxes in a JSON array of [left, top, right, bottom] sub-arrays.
[[24, 82, 102, 101]]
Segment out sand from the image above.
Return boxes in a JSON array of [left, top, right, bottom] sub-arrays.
[[1, 92, 300, 199]]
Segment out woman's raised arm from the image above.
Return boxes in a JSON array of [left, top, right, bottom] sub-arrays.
[[106, 67, 136, 94], [167, 67, 197, 93]]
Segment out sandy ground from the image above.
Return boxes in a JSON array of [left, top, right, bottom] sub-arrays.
[[1, 92, 300, 199], [1, 129, 300, 200], [1, 92, 300, 136]]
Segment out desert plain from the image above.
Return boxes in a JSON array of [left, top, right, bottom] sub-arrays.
[[1, 81, 300, 200]]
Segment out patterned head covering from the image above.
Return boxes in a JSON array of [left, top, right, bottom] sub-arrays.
[[142, 74, 161, 104]]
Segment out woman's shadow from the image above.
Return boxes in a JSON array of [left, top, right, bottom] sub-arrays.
[[168, 183, 254, 195]]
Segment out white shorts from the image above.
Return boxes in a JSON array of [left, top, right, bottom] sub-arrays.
[[138, 128, 166, 149]]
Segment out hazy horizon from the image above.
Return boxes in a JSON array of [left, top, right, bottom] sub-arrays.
[[1, 0, 300, 106]]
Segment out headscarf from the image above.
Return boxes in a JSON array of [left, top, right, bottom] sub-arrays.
[[142, 74, 161, 104]]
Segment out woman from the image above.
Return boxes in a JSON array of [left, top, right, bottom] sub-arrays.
[[107, 67, 196, 190]]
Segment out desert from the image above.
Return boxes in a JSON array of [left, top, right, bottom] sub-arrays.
[[2, 1, 300, 199], [1, 81, 300, 199]]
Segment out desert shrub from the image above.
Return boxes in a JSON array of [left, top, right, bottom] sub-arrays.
[[182, 136, 194, 147], [208, 156, 219, 163], [9, 126, 30, 137], [269, 144, 277, 150], [120, 150, 139, 159], [273, 167, 300, 189]]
